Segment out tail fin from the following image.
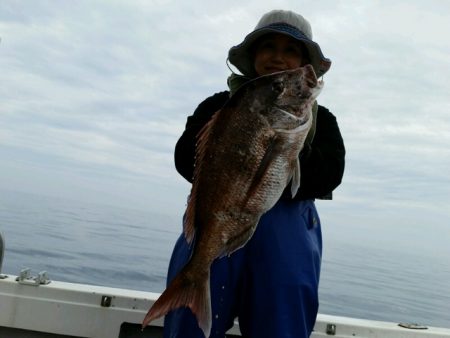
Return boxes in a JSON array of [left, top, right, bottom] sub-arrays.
[[142, 268, 211, 338]]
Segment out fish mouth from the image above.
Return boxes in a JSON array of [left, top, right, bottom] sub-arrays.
[[274, 105, 309, 123], [274, 107, 298, 120], [272, 107, 311, 133]]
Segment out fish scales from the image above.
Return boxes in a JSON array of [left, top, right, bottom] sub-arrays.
[[142, 64, 323, 337]]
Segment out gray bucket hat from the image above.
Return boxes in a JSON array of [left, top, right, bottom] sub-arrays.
[[228, 10, 331, 77]]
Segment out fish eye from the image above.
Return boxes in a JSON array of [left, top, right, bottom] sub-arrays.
[[272, 80, 284, 95]]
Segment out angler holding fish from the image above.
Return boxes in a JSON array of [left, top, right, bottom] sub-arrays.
[[143, 9, 345, 338]]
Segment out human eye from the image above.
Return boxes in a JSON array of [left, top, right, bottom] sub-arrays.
[[285, 44, 302, 56]]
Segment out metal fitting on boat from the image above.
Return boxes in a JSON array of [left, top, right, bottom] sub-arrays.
[[326, 323, 336, 335], [399, 323, 428, 330], [101, 295, 113, 307], [16, 268, 51, 286]]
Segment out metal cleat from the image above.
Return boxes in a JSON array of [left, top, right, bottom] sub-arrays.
[[16, 268, 51, 286]]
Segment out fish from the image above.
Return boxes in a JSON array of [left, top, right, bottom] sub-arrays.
[[142, 64, 323, 337]]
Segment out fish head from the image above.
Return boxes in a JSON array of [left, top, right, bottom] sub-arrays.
[[247, 64, 323, 130], [270, 64, 322, 119]]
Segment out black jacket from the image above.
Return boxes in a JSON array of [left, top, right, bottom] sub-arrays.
[[175, 91, 345, 200]]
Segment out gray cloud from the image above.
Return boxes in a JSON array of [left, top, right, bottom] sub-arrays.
[[1, 0, 449, 220]]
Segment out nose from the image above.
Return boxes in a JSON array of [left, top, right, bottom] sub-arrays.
[[270, 48, 284, 63]]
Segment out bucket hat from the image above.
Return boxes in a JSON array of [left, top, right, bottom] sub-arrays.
[[228, 10, 331, 77]]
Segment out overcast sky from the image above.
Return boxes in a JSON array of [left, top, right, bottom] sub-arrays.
[[1, 1, 450, 256]]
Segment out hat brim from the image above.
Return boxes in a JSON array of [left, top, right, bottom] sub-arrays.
[[228, 24, 331, 77]]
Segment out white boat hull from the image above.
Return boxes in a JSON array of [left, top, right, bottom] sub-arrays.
[[1, 274, 449, 337]]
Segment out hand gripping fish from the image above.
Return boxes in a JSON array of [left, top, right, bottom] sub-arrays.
[[142, 64, 323, 337]]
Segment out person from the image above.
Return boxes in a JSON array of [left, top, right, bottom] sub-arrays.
[[164, 9, 345, 338]]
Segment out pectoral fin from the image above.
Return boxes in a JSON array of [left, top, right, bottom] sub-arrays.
[[289, 157, 301, 198]]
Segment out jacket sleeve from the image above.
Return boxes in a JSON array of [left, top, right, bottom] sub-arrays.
[[174, 91, 230, 182], [294, 105, 346, 200]]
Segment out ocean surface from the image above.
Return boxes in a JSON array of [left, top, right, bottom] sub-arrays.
[[1, 189, 449, 329]]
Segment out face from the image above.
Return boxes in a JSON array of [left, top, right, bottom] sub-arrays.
[[253, 33, 308, 76]]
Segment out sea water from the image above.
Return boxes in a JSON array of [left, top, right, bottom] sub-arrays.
[[1, 189, 449, 329]]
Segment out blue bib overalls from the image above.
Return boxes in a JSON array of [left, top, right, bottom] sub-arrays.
[[164, 198, 322, 338]]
